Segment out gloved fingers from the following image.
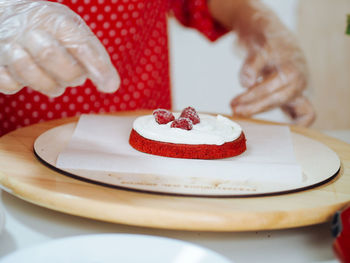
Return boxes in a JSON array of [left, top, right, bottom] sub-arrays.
[[233, 71, 283, 106], [21, 30, 87, 88], [0, 1, 119, 94], [66, 40, 120, 93], [231, 80, 302, 117], [239, 52, 266, 88], [281, 95, 316, 127], [0, 66, 21, 94], [233, 61, 306, 106], [4, 44, 60, 95], [55, 18, 120, 93]]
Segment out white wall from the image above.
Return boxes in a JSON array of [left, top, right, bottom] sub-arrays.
[[168, 0, 299, 122]]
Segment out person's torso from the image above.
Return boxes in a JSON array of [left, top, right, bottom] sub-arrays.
[[0, 0, 172, 135]]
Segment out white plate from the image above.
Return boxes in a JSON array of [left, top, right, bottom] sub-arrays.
[[0, 202, 4, 234], [0, 234, 231, 263], [33, 122, 341, 197]]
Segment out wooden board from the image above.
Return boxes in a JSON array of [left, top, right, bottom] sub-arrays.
[[0, 111, 349, 231]]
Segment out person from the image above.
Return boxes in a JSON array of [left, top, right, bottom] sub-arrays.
[[0, 0, 315, 136]]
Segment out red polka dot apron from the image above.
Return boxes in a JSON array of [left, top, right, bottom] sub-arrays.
[[0, 0, 227, 136]]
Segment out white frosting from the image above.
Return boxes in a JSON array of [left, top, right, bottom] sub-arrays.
[[133, 113, 243, 145]]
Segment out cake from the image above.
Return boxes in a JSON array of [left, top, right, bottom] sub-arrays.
[[129, 107, 246, 159]]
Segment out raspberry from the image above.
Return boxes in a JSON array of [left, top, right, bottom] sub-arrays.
[[171, 117, 193, 130], [153, 109, 175, 124], [180, 107, 200, 124]]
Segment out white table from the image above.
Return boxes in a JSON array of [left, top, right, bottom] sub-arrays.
[[0, 130, 349, 263]]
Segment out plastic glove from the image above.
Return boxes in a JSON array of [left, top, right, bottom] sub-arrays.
[[0, 0, 120, 97], [225, 0, 315, 126]]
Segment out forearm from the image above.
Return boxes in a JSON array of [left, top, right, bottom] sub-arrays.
[[207, 0, 247, 29], [208, 0, 281, 48]]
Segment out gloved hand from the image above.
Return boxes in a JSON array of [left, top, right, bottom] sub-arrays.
[[229, 0, 315, 126], [0, 0, 120, 97]]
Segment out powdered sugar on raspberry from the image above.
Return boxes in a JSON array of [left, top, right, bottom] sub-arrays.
[[153, 107, 200, 129], [180, 107, 200, 124], [153, 109, 175, 124], [170, 117, 193, 130]]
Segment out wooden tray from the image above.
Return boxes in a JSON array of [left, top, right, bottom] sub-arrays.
[[0, 111, 349, 231]]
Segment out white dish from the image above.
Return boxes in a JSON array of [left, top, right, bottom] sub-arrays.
[[0, 202, 4, 234], [33, 121, 341, 197], [0, 233, 231, 263]]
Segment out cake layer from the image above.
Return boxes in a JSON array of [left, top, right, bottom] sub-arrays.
[[129, 129, 246, 159]]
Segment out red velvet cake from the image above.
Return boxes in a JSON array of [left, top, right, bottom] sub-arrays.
[[129, 107, 246, 159]]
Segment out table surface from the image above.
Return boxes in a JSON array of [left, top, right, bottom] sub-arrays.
[[0, 125, 348, 263]]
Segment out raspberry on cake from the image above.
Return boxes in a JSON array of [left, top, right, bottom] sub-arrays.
[[180, 107, 200, 124], [153, 109, 175, 124], [171, 117, 193, 130], [129, 107, 246, 159]]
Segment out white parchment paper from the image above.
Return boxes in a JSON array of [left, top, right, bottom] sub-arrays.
[[56, 115, 302, 185]]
